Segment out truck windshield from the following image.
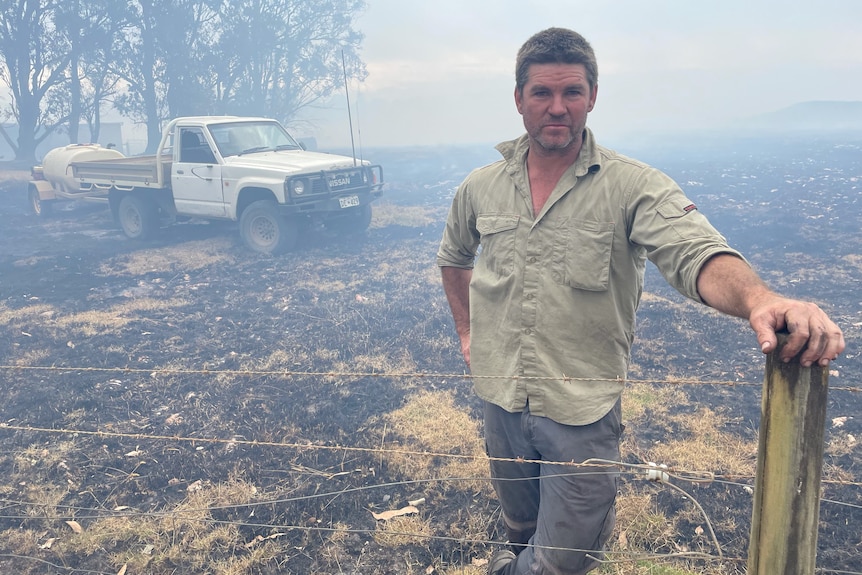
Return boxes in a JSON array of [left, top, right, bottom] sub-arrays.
[[208, 121, 302, 157]]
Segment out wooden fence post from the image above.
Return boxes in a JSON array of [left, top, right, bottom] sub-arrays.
[[747, 333, 829, 574]]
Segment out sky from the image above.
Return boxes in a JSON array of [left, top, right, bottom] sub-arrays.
[[296, 0, 862, 149]]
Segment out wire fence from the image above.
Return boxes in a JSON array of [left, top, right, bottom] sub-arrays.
[[1, 363, 859, 392], [0, 363, 860, 574]]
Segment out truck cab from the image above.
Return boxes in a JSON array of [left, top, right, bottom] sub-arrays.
[[162, 117, 384, 252], [30, 116, 384, 254]]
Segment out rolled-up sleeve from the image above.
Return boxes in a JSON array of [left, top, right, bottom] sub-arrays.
[[437, 180, 480, 269], [626, 167, 746, 303]]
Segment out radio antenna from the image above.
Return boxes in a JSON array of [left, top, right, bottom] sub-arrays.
[[342, 49, 357, 166]]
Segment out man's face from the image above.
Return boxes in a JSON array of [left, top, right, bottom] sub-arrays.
[[515, 63, 597, 153]]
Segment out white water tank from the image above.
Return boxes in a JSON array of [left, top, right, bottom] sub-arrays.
[[42, 144, 125, 194]]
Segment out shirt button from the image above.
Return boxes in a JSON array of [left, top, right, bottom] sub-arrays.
[[528, 256, 537, 264], [526, 293, 534, 300], [524, 328, 532, 335]]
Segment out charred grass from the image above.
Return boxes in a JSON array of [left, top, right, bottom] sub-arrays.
[[0, 172, 860, 574]]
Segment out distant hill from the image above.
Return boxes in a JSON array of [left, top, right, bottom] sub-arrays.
[[738, 100, 862, 133], [612, 100, 862, 154]]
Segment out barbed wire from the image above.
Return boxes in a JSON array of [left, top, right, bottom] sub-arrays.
[[1, 363, 859, 393], [0, 466, 721, 521], [0, 491, 857, 573], [0, 554, 115, 575], [714, 476, 862, 489], [821, 498, 862, 511], [1, 366, 859, 572], [0, 514, 735, 566], [1, 422, 860, 497], [1, 424, 859, 572], [0, 422, 682, 474], [0, 486, 734, 567]]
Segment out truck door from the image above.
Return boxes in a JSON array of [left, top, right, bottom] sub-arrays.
[[171, 127, 226, 217]]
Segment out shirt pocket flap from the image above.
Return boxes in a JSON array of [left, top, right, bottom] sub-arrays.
[[476, 214, 520, 235], [656, 198, 698, 220]]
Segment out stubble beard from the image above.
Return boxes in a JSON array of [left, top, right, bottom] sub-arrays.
[[535, 130, 576, 152], [533, 125, 578, 153], [531, 114, 582, 153]]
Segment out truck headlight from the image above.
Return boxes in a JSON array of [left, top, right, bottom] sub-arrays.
[[290, 178, 306, 195]]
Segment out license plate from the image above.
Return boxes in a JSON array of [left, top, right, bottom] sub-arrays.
[[339, 195, 360, 208]]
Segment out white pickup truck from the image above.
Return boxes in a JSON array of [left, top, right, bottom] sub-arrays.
[[28, 116, 384, 253]]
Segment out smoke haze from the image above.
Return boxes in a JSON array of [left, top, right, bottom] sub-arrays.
[[297, 0, 862, 148]]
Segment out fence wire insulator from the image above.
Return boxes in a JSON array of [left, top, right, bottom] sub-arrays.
[[646, 462, 670, 483]]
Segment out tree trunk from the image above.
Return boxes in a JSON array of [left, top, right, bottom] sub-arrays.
[[15, 97, 39, 162], [69, 48, 82, 144]]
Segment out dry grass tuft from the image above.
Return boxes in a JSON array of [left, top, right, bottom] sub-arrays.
[[52, 297, 189, 337], [98, 237, 236, 276], [382, 390, 488, 490], [65, 514, 161, 558], [602, 489, 726, 574], [823, 461, 857, 483], [372, 515, 434, 547], [240, 349, 303, 372], [8, 348, 52, 366], [19, 484, 69, 525], [346, 351, 416, 375], [0, 302, 57, 328], [597, 562, 714, 574], [622, 383, 688, 425], [0, 528, 42, 557], [826, 431, 860, 458], [371, 202, 443, 229], [613, 491, 677, 553], [646, 408, 756, 477], [609, 400, 753, 575], [443, 565, 486, 575], [48, 478, 272, 574], [0, 297, 188, 342]]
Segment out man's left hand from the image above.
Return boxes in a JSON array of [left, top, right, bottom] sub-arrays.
[[697, 254, 845, 367], [749, 295, 845, 367]]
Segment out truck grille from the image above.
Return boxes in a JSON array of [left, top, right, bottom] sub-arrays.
[[285, 165, 383, 202]]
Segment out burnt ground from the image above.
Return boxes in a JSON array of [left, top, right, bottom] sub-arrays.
[[0, 159, 860, 574]]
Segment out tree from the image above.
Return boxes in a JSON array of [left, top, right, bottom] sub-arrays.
[[1, 0, 369, 157], [111, 0, 171, 153], [112, 0, 222, 153], [212, 0, 367, 124], [159, 0, 221, 119], [53, 0, 126, 144], [0, 0, 71, 161]]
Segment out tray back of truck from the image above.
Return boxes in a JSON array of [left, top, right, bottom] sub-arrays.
[[71, 154, 172, 189]]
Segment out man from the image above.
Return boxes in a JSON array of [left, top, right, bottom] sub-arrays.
[[436, 28, 844, 575]]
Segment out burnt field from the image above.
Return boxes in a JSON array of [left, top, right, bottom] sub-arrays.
[[0, 138, 861, 575]]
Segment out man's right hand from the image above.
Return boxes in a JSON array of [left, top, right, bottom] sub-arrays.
[[459, 332, 471, 368], [441, 266, 474, 369]]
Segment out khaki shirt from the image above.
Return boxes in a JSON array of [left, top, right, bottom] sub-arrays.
[[437, 129, 743, 425]]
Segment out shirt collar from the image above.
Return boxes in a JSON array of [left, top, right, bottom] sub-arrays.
[[496, 128, 602, 177]]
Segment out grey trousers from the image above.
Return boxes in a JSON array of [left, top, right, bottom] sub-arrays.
[[484, 400, 622, 575]]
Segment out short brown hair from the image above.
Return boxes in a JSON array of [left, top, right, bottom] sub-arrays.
[[515, 28, 598, 94]]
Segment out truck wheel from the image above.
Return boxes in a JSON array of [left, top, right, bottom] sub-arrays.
[[240, 200, 297, 254], [118, 195, 158, 240], [28, 186, 53, 217], [325, 203, 372, 235]]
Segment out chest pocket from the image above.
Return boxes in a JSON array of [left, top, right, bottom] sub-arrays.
[[553, 219, 615, 291], [476, 214, 520, 277]]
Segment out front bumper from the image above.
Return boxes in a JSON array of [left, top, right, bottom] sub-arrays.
[[280, 164, 384, 216]]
